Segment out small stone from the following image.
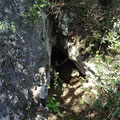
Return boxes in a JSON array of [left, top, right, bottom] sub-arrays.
[[71, 69, 80, 77]]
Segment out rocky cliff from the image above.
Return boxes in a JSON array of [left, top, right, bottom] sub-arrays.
[[0, 0, 53, 119]]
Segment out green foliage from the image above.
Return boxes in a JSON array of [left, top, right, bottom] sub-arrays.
[[0, 20, 16, 33], [0, 21, 9, 31], [26, 101, 32, 110], [46, 94, 60, 113], [92, 53, 120, 119], [107, 24, 120, 54], [50, 67, 63, 89], [87, 15, 120, 119], [46, 67, 62, 113], [51, 67, 59, 89], [23, 0, 50, 24], [10, 22, 16, 33]]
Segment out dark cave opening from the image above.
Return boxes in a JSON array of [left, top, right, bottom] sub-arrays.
[[51, 46, 77, 84], [49, 46, 79, 102], [49, 46, 84, 105]]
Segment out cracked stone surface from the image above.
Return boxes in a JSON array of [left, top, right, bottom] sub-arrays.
[[0, 0, 53, 119]]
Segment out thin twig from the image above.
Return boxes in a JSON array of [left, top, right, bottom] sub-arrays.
[[16, 32, 25, 43], [55, 57, 69, 67]]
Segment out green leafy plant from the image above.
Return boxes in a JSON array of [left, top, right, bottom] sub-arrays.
[[88, 17, 120, 119], [53, 70, 59, 89], [46, 94, 60, 113], [0, 20, 16, 33], [23, 0, 50, 24], [26, 101, 32, 111], [46, 67, 62, 113], [92, 52, 120, 119], [50, 67, 63, 89]]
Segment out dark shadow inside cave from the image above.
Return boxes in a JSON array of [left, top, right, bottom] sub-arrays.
[[49, 46, 81, 104], [49, 46, 86, 112], [51, 46, 77, 84]]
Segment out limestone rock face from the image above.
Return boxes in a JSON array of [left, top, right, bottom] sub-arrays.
[[0, 0, 52, 119]]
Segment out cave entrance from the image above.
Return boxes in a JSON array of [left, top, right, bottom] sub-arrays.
[[51, 46, 77, 84], [50, 46, 80, 104], [49, 46, 88, 117]]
